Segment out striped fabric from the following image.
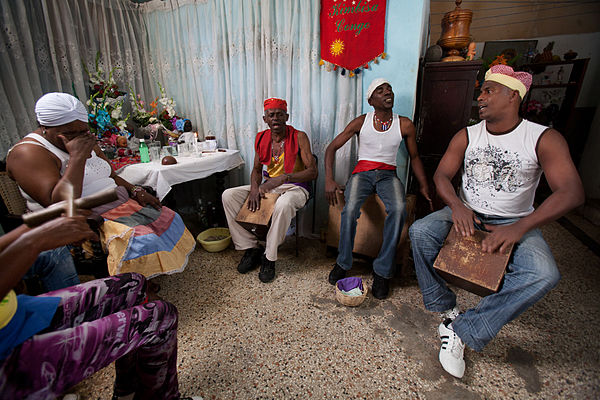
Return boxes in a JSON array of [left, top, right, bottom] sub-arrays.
[[100, 198, 196, 278]]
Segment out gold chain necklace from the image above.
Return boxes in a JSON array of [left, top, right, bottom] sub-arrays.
[[272, 140, 284, 162]]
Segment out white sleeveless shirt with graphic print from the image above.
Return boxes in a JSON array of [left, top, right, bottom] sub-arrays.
[[459, 119, 547, 217]]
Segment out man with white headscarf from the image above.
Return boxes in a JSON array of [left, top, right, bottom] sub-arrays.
[[324, 78, 432, 299], [7, 92, 195, 282]]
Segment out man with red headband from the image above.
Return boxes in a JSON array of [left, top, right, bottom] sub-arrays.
[[222, 98, 317, 283], [409, 65, 584, 378]]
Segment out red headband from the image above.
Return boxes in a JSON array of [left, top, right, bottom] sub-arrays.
[[264, 98, 287, 112]]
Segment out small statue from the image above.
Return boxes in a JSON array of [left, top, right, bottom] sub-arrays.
[[534, 41, 554, 63], [466, 42, 476, 61]]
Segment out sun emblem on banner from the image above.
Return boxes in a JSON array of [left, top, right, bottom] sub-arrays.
[[330, 39, 345, 56]]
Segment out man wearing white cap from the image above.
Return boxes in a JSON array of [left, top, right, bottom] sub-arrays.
[[324, 78, 432, 299], [409, 65, 584, 378]]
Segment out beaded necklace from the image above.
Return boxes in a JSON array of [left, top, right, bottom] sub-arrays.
[[373, 112, 393, 131]]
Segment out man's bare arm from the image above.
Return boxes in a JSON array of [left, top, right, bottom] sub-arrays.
[[401, 117, 432, 210], [481, 129, 585, 253], [324, 115, 366, 205], [433, 129, 480, 236]]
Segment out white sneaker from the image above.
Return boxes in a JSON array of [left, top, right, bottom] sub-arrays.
[[63, 395, 79, 400], [438, 320, 465, 378], [440, 306, 461, 321]]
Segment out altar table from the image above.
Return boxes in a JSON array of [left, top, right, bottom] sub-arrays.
[[116, 150, 244, 201]]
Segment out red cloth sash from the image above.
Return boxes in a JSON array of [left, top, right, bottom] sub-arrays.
[[255, 125, 299, 174], [352, 160, 395, 174]]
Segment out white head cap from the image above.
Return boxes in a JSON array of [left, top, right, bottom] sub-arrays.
[[35, 92, 88, 126], [366, 78, 391, 101]]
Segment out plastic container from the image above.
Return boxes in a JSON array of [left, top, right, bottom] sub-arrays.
[[196, 227, 231, 252], [139, 138, 150, 163]]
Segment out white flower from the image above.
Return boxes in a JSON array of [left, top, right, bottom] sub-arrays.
[[111, 108, 121, 119]]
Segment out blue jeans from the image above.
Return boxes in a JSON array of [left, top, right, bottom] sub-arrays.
[[22, 246, 80, 292], [337, 170, 406, 279], [409, 207, 560, 351]]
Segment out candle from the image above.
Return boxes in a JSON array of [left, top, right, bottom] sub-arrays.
[[64, 181, 75, 217]]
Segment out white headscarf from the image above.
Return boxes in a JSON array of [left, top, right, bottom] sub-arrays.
[[366, 78, 391, 101], [35, 92, 88, 126]]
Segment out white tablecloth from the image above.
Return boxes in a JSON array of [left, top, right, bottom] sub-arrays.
[[117, 150, 244, 200]]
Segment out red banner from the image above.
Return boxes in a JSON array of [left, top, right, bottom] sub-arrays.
[[320, 0, 387, 72]]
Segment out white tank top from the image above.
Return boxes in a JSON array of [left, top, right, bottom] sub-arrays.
[[460, 120, 547, 217], [10, 133, 117, 211], [357, 112, 403, 166]]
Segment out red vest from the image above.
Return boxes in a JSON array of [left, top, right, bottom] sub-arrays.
[[255, 125, 299, 174]]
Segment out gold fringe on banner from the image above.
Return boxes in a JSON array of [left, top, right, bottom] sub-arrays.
[[318, 52, 388, 78]]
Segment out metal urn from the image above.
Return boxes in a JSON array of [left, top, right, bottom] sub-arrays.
[[438, 0, 473, 62]]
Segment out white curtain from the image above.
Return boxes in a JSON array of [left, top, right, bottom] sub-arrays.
[[0, 0, 155, 157], [1, 0, 362, 232], [139, 0, 362, 206]]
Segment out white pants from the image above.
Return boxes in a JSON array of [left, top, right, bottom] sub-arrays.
[[222, 184, 309, 261]]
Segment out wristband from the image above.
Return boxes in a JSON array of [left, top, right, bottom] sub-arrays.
[[130, 186, 145, 198], [284, 173, 292, 183]]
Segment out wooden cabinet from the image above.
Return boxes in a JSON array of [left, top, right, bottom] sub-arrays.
[[411, 60, 483, 216]]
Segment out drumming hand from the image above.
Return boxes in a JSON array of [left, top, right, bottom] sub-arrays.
[[450, 203, 480, 237], [481, 222, 525, 254], [248, 189, 261, 212], [259, 175, 284, 195], [325, 178, 343, 206], [419, 183, 434, 212]]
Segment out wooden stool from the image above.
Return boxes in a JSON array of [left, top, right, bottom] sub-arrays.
[[326, 192, 416, 277]]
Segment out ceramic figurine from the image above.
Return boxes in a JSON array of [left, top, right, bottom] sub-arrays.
[[466, 42, 476, 61]]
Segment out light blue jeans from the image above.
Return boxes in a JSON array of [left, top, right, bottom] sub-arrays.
[[337, 170, 406, 279], [409, 206, 560, 351], [22, 246, 80, 292]]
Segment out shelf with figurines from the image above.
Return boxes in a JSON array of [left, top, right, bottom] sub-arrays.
[[518, 57, 589, 132]]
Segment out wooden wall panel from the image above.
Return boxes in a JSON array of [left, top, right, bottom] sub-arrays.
[[430, 0, 600, 43]]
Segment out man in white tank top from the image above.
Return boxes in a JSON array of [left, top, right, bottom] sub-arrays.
[[324, 78, 432, 299], [409, 65, 584, 378]]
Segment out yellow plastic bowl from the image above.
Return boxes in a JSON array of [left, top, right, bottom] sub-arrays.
[[196, 227, 232, 252]]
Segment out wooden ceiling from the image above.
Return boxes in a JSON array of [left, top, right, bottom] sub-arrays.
[[430, 0, 600, 42]]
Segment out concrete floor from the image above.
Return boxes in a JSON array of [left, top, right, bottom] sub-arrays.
[[70, 220, 600, 399]]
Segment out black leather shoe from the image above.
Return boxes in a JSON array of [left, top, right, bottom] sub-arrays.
[[372, 273, 390, 299], [258, 255, 275, 283], [237, 247, 263, 274], [328, 263, 347, 285]]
